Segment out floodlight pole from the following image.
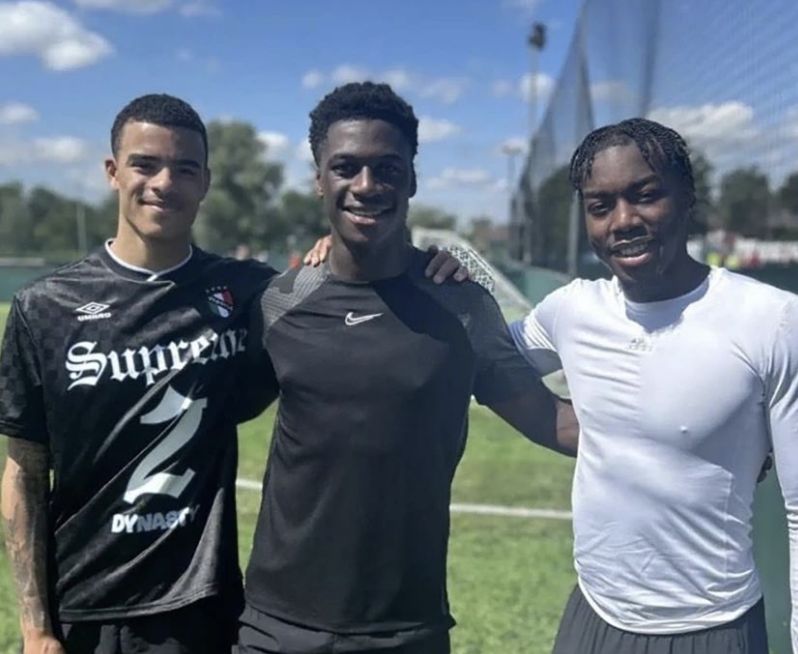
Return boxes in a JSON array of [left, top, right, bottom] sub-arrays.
[[501, 141, 523, 222], [526, 22, 546, 263], [527, 22, 546, 138]]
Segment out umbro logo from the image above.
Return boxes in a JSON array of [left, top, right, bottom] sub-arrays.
[[344, 311, 383, 326], [75, 302, 112, 322]]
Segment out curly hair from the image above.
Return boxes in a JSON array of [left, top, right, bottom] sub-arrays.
[[569, 117, 695, 212], [111, 93, 208, 164], [308, 82, 419, 164]]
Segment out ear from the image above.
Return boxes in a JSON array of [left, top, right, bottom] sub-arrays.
[[409, 168, 417, 198], [104, 157, 120, 190]]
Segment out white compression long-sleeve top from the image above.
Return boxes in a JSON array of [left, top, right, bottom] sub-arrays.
[[510, 268, 798, 644]]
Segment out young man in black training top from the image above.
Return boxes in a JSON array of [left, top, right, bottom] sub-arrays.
[[0, 93, 466, 654], [237, 82, 577, 654]]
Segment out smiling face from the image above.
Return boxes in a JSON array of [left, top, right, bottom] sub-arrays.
[[581, 143, 692, 298], [315, 118, 416, 250], [105, 120, 210, 247]]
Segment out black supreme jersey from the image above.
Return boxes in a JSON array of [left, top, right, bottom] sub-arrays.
[[244, 249, 542, 639], [0, 245, 277, 621]]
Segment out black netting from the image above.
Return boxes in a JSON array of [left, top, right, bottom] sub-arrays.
[[512, 0, 798, 272]]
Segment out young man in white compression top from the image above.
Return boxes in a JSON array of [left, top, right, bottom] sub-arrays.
[[511, 118, 797, 654]]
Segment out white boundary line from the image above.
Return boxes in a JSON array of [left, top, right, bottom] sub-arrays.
[[235, 478, 572, 521]]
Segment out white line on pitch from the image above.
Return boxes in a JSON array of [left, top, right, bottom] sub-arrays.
[[235, 478, 572, 521]]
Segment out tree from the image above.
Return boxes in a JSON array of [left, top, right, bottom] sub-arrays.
[[536, 165, 575, 269], [196, 120, 284, 253], [778, 172, 798, 216], [689, 150, 713, 234], [278, 189, 326, 249], [0, 182, 31, 255], [408, 204, 457, 231], [717, 167, 771, 238]]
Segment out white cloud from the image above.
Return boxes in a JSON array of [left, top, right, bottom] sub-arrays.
[[295, 139, 315, 164], [427, 167, 494, 190], [649, 102, 758, 160], [0, 135, 89, 165], [492, 79, 514, 98], [331, 64, 369, 85], [782, 105, 798, 139], [504, 0, 543, 11], [33, 136, 89, 163], [258, 131, 290, 158], [591, 80, 634, 103], [65, 161, 110, 196], [178, 0, 219, 16], [380, 68, 414, 92], [0, 102, 39, 125], [0, 1, 113, 71], [176, 47, 192, 61], [419, 77, 469, 104], [418, 117, 460, 143], [302, 69, 324, 89], [493, 73, 553, 104], [301, 67, 470, 104], [520, 72, 554, 102], [73, 0, 173, 12], [499, 136, 528, 155]]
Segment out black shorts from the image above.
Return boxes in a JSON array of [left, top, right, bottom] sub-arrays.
[[234, 604, 451, 654], [57, 595, 241, 654], [552, 585, 769, 654]]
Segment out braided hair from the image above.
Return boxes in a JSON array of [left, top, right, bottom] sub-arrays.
[[569, 118, 695, 213]]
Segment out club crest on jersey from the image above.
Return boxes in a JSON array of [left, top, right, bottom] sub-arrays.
[[207, 287, 234, 318]]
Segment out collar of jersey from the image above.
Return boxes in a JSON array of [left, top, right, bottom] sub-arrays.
[[322, 247, 426, 285], [100, 240, 196, 283], [619, 267, 716, 314]]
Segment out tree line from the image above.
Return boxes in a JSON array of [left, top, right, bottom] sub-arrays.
[[521, 150, 798, 270], [0, 117, 491, 263], [0, 120, 328, 261]]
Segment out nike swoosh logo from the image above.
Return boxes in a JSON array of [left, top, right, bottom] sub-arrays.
[[345, 311, 384, 326]]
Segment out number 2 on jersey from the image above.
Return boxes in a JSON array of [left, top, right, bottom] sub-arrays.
[[123, 385, 207, 504]]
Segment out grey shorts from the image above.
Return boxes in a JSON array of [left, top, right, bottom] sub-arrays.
[[551, 585, 769, 654]]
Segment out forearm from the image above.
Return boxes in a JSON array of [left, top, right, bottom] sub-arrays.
[[1, 438, 54, 640], [488, 383, 577, 457], [554, 398, 578, 457]]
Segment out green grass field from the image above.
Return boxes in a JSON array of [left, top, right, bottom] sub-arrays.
[[0, 302, 577, 653]]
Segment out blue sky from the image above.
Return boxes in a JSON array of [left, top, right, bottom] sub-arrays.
[[0, 0, 581, 224]]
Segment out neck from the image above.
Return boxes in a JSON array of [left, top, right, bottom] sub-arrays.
[[329, 233, 411, 281], [621, 253, 710, 303], [110, 223, 192, 272]]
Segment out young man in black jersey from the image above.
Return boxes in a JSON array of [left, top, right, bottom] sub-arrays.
[[237, 82, 577, 654], [0, 93, 468, 654]]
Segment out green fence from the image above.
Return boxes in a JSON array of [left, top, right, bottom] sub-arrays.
[[0, 265, 56, 302]]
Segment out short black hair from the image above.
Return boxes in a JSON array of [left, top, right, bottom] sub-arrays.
[[569, 117, 695, 213], [110, 93, 208, 164], [308, 82, 419, 164]]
